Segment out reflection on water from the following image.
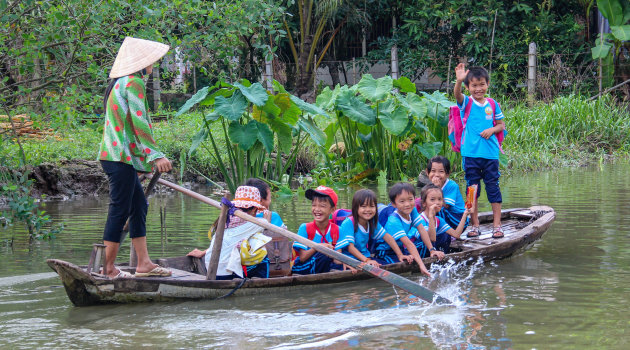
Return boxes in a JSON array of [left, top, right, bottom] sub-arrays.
[[2, 161, 630, 349]]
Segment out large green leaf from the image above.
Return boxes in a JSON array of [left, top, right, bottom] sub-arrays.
[[289, 94, 328, 117], [274, 93, 300, 125], [323, 122, 338, 149], [357, 74, 393, 101], [228, 121, 258, 150], [415, 142, 443, 159], [270, 119, 293, 153], [421, 91, 455, 109], [297, 116, 326, 146], [234, 82, 268, 106], [200, 88, 234, 106], [379, 106, 410, 136], [176, 86, 210, 116], [591, 42, 612, 59], [335, 89, 377, 126], [393, 76, 417, 93], [597, 0, 624, 26], [611, 25, 630, 41], [215, 90, 248, 121], [254, 121, 274, 153], [401, 93, 427, 119], [188, 128, 208, 157]]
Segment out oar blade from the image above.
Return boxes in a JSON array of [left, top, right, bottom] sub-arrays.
[[363, 265, 451, 304]]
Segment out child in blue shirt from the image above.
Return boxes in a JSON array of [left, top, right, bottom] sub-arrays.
[[245, 178, 285, 228], [418, 184, 470, 254], [336, 189, 385, 268], [425, 156, 468, 230], [292, 186, 343, 275], [454, 64, 506, 239]]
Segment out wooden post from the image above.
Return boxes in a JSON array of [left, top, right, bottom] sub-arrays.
[[391, 16, 399, 80], [264, 50, 273, 91], [206, 194, 231, 280], [598, 20, 604, 96], [153, 65, 160, 110], [528, 42, 537, 106], [446, 55, 452, 94], [352, 57, 356, 85], [313, 54, 318, 92], [192, 65, 197, 94], [87, 243, 107, 275]]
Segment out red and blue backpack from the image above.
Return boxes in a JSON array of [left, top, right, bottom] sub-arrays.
[[305, 221, 340, 247], [448, 97, 506, 153]]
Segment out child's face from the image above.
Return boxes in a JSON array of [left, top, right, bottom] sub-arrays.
[[468, 77, 488, 102], [392, 190, 415, 217], [357, 199, 377, 223], [423, 189, 444, 213], [261, 189, 271, 209], [311, 197, 335, 224], [428, 162, 448, 188]]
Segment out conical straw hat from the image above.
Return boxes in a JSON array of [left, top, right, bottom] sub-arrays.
[[109, 37, 170, 78]]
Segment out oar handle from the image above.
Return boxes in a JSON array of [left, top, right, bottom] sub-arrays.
[[153, 177, 450, 304]]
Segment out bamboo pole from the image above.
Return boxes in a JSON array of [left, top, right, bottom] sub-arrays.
[[206, 194, 231, 280], [153, 177, 449, 303], [527, 42, 537, 106]]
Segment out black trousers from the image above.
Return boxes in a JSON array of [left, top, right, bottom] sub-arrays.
[[101, 160, 148, 243]]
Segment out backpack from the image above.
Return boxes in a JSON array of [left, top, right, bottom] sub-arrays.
[[448, 97, 506, 153], [262, 229, 292, 277], [331, 209, 352, 226], [377, 204, 397, 228], [305, 221, 340, 247]]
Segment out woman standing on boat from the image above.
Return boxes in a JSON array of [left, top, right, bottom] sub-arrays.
[[98, 37, 172, 278]]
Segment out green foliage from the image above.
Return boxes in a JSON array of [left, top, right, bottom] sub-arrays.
[[592, 0, 630, 87], [0, 169, 64, 241]]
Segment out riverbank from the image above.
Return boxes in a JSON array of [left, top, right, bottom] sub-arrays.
[[2, 94, 629, 199]]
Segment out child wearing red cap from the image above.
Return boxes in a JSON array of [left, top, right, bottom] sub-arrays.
[[292, 186, 343, 275]]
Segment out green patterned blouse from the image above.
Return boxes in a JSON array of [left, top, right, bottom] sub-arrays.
[[98, 74, 164, 172]]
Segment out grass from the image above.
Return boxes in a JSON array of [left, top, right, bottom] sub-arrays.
[[2, 95, 629, 178], [503, 94, 630, 172]]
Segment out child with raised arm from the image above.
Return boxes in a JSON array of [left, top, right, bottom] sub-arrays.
[[418, 184, 470, 253], [372, 183, 432, 276], [291, 186, 343, 275], [454, 64, 506, 238]]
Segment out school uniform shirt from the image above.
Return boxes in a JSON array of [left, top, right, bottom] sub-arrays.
[[418, 212, 452, 239], [375, 207, 422, 252], [255, 211, 285, 228], [336, 217, 387, 258], [98, 74, 164, 172], [458, 95, 504, 160], [442, 179, 466, 214], [293, 221, 339, 251]]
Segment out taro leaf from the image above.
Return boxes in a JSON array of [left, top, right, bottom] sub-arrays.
[[379, 106, 409, 136], [297, 116, 326, 146], [415, 142, 443, 159], [215, 90, 248, 121], [270, 119, 293, 154], [357, 74, 393, 101], [262, 94, 281, 117], [404, 93, 427, 118], [611, 25, 630, 41], [335, 89, 376, 126], [414, 120, 430, 133], [393, 76, 417, 93], [421, 91, 455, 109], [205, 111, 220, 122], [228, 121, 258, 150], [400, 119, 414, 136], [592, 41, 613, 59], [252, 105, 268, 123], [188, 128, 208, 157], [356, 122, 372, 135], [324, 122, 338, 149], [272, 80, 288, 93], [597, 0, 624, 26], [378, 99, 395, 115], [200, 87, 234, 106], [316, 86, 334, 109], [176, 86, 209, 116], [499, 152, 508, 168], [358, 132, 372, 142], [254, 120, 274, 153], [234, 82, 268, 106], [274, 93, 300, 125], [290, 94, 328, 117]]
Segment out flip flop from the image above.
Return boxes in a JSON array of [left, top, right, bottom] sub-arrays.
[[134, 266, 172, 277], [109, 269, 134, 279], [492, 227, 505, 239], [467, 226, 480, 238]]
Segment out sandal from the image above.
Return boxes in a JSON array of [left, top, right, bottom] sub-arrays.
[[492, 226, 505, 239], [134, 266, 172, 277], [467, 226, 480, 238], [109, 269, 134, 279]]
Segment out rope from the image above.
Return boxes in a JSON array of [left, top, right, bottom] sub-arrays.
[[214, 277, 248, 299]]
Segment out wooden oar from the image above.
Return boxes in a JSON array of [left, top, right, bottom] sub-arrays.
[[153, 176, 450, 304]]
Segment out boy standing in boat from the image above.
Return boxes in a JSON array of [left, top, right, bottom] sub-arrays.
[[454, 64, 506, 238], [292, 186, 343, 275]]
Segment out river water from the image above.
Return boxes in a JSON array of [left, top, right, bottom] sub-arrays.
[[1, 162, 629, 349]]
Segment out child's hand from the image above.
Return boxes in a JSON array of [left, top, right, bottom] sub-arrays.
[[480, 127, 495, 139], [430, 249, 445, 260], [463, 207, 471, 217], [343, 263, 359, 274], [399, 255, 414, 264], [419, 264, 431, 277], [319, 242, 334, 250], [187, 248, 206, 258], [365, 259, 380, 267], [428, 203, 441, 217], [455, 63, 468, 82]]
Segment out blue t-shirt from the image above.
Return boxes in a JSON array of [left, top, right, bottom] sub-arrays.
[[255, 211, 284, 228], [375, 207, 422, 252], [442, 179, 465, 215], [292, 221, 338, 251], [458, 95, 504, 159], [337, 217, 387, 258], [418, 212, 452, 240]]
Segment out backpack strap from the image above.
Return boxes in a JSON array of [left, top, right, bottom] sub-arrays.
[[306, 221, 339, 247], [306, 222, 317, 241], [462, 96, 473, 129]]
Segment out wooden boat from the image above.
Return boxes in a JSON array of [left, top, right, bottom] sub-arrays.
[[47, 206, 555, 306]]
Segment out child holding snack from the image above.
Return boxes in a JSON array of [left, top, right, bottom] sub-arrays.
[[292, 186, 343, 275], [454, 64, 506, 238], [418, 184, 470, 253]]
